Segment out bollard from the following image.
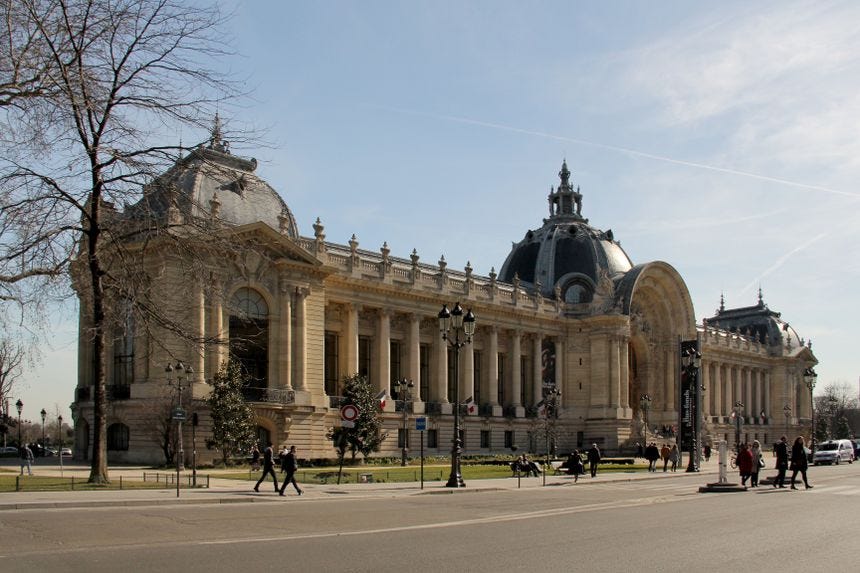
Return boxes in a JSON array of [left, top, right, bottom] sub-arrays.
[[718, 441, 728, 484], [16, 475, 21, 492]]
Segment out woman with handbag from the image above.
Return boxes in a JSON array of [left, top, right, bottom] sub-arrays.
[[790, 436, 813, 490], [750, 440, 764, 487], [736, 442, 753, 486]]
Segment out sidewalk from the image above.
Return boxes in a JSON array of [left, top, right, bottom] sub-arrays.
[[0, 456, 726, 511]]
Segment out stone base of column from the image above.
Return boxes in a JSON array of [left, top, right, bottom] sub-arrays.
[[491, 405, 504, 417], [441, 403, 453, 415], [513, 406, 525, 418], [412, 401, 425, 414]]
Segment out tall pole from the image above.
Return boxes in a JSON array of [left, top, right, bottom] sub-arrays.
[[439, 303, 475, 488], [58, 414, 64, 477], [734, 402, 744, 451], [40, 409, 46, 449], [15, 399, 23, 446], [394, 379, 413, 467], [804, 368, 817, 457]]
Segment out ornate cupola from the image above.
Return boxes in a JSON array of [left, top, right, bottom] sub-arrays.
[[547, 159, 586, 222]]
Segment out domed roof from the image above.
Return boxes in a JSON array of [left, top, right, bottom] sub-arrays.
[[705, 290, 813, 356], [127, 116, 298, 237], [499, 161, 633, 302]]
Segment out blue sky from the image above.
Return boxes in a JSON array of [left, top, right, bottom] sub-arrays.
[[16, 0, 860, 422]]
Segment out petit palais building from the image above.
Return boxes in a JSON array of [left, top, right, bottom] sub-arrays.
[[69, 130, 818, 465]]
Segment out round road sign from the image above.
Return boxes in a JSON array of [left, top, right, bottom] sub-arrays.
[[340, 404, 359, 422]]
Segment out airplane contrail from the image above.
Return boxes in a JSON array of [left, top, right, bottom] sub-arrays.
[[377, 106, 860, 199]]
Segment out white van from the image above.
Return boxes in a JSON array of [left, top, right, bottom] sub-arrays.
[[813, 439, 855, 465]]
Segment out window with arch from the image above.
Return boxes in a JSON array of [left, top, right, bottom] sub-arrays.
[[564, 283, 591, 304], [107, 423, 130, 451], [229, 287, 269, 390]]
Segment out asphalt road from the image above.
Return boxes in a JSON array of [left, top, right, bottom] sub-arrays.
[[1, 463, 857, 572]]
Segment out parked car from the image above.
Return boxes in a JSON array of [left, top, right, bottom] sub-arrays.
[[43, 448, 57, 457], [0, 445, 20, 457], [60, 447, 72, 457], [813, 439, 855, 465], [853, 440, 860, 461]]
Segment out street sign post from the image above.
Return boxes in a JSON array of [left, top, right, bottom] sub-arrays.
[[415, 417, 427, 489]]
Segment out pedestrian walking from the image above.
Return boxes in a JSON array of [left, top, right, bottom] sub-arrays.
[[253, 442, 279, 493], [19, 444, 34, 476], [566, 450, 584, 483], [646, 442, 659, 472], [703, 444, 711, 462], [278, 445, 289, 473], [660, 443, 671, 472], [737, 442, 753, 486], [669, 444, 680, 472], [773, 435, 789, 488], [789, 436, 812, 490], [250, 443, 261, 471], [279, 445, 304, 496], [750, 440, 763, 487], [587, 443, 601, 478]]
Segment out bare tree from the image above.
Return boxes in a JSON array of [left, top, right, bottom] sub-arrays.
[[0, 0, 251, 483]]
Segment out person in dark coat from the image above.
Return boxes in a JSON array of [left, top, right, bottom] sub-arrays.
[[790, 436, 812, 490], [645, 442, 659, 472], [566, 450, 584, 483], [279, 445, 303, 496], [587, 444, 601, 478], [253, 442, 279, 493], [736, 442, 753, 486], [773, 435, 789, 488]]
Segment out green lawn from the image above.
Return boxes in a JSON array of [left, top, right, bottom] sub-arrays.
[[0, 472, 205, 493]]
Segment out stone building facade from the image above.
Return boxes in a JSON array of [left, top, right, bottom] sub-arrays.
[[69, 129, 818, 464]]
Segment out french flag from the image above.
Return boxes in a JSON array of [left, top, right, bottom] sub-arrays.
[[464, 397, 477, 414], [376, 390, 387, 409]]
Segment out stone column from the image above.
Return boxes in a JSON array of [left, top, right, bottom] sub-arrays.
[[713, 362, 722, 419], [744, 368, 753, 421], [278, 275, 293, 391], [208, 276, 225, 378], [511, 331, 522, 407], [763, 371, 771, 420], [754, 370, 763, 419], [620, 339, 630, 412], [488, 327, 499, 407], [344, 304, 359, 378], [664, 348, 675, 414], [532, 335, 543, 406], [463, 338, 475, 408], [377, 309, 391, 396], [554, 337, 564, 393], [192, 278, 205, 383], [294, 287, 308, 392], [701, 359, 711, 420], [408, 314, 421, 400], [435, 327, 448, 404], [609, 336, 620, 410]]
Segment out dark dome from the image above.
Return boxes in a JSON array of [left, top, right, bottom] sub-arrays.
[[499, 161, 633, 302]]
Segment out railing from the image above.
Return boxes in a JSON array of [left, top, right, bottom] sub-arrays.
[[479, 403, 494, 417], [394, 400, 414, 413], [328, 396, 347, 408], [242, 387, 296, 405]]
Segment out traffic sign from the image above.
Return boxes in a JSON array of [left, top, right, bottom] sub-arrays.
[[340, 404, 359, 422], [172, 407, 187, 421], [415, 416, 427, 431]]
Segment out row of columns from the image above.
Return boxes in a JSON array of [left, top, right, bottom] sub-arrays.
[[700, 360, 771, 422], [341, 305, 561, 409]]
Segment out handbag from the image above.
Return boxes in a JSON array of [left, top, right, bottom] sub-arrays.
[[758, 457, 766, 469]]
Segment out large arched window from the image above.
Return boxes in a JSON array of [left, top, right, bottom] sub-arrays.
[[107, 423, 130, 451], [229, 287, 269, 392]]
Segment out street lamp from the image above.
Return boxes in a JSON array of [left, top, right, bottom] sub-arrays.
[[543, 387, 561, 486], [681, 347, 702, 472], [639, 394, 652, 445], [40, 408, 46, 450], [57, 414, 64, 476], [15, 398, 23, 446], [438, 302, 476, 488], [166, 362, 193, 475], [803, 367, 817, 456], [393, 378, 414, 466], [732, 401, 744, 451], [783, 404, 791, 439]]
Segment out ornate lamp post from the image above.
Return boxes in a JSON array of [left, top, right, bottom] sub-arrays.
[[166, 362, 193, 475], [639, 394, 651, 445], [15, 398, 23, 446], [393, 378, 414, 466], [783, 404, 791, 439], [57, 414, 64, 476], [438, 302, 476, 488], [543, 387, 561, 486], [682, 347, 702, 472], [803, 367, 817, 456], [40, 408, 47, 450], [732, 401, 744, 451]]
